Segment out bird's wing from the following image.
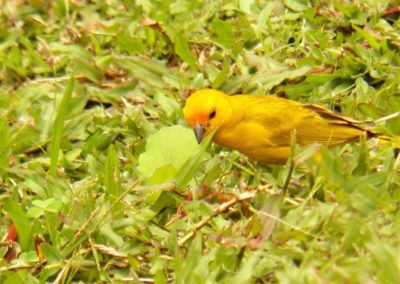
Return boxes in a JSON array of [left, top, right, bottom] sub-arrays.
[[302, 104, 370, 132], [294, 104, 374, 145], [232, 95, 375, 147], [252, 99, 371, 146]]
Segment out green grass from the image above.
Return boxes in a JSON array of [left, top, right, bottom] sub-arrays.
[[1, 0, 400, 282]]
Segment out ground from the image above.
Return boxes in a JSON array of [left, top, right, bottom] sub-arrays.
[[0, 0, 400, 283]]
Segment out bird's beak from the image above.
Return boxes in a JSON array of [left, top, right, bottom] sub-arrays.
[[193, 122, 206, 144]]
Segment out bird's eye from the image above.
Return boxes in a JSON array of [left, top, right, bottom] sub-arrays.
[[209, 110, 216, 119]]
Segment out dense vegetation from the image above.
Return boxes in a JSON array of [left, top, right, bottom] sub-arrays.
[[0, 0, 399, 282]]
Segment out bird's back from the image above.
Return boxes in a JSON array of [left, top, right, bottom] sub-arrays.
[[214, 94, 369, 163]]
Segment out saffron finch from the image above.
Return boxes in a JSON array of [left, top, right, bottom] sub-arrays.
[[183, 89, 388, 164]]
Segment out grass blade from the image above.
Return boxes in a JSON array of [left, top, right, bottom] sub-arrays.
[[104, 144, 123, 217], [49, 77, 75, 175]]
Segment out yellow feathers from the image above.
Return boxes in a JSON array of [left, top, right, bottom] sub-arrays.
[[183, 89, 385, 164]]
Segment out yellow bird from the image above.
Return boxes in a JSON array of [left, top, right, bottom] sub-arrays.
[[183, 89, 388, 164]]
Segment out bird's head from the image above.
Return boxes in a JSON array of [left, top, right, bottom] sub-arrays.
[[183, 89, 231, 143]]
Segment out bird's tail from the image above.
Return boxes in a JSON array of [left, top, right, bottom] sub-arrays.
[[376, 135, 400, 152], [304, 104, 400, 150]]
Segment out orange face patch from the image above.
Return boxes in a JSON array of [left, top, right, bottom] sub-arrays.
[[184, 106, 208, 128], [189, 113, 209, 127]]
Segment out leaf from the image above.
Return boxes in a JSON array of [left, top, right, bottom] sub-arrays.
[[344, 172, 387, 193], [211, 58, 230, 89], [358, 103, 385, 119], [119, 60, 167, 88], [104, 144, 123, 217], [154, 91, 181, 119], [116, 31, 146, 55], [211, 18, 235, 49], [256, 3, 275, 36], [353, 25, 381, 50], [100, 223, 124, 247], [259, 195, 283, 240], [174, 33, 197, 70], [4, 193, 34, 251], [28, 198, 63, 218], [174, 128, 214, 189], [32, 198, 63, 212], [283, 0, 308, 12], [138, 126, 201, 181], [230, 251, 262, 283], [26, 207, 44, 218], [130, 56, 168, 76], [49, 43, 93, 60], [222, 66, 311, 94], [74, 58, 104, 83], [148, 164, 178, 185], [49, 77, 75, 175], [0, 118, 11, 171], [40, 243, 64, 264], [175, 233, 202, 283], [367, 237, 400, 283], [239, 0, 255, 14]]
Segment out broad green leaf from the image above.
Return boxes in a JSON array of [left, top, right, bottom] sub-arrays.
[[138, 126, 201, 182], [148, 164, 178, 185], [174, 128, 214, 189]]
